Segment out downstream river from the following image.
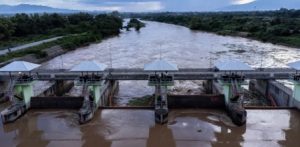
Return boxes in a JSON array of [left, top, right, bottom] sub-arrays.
[[1, 21, 300, 147]]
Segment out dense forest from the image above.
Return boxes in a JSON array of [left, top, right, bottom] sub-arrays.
[[136, 9, 300, 47], [0, 12, 123, 49]]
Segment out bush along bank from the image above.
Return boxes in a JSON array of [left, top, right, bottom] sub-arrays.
[[126, 18, 146, 31]]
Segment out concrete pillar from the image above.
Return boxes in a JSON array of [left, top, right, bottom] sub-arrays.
[[0, 81, 9, 92], [161, 85, 168, 101], [222, 83, 232, 104], [54, 80, 64, 96], [155, 85, 161, 98], [204, 80, 213, 94], [15, 85, 23, 96], [15, 83, 34, 109], [92, 85, 101, 107], [221, 80, 243, 104], [265, 80, 270, 97], [107, 80, 119, 106], [293, 81, 300, 108], [256, 80, 269, 96]]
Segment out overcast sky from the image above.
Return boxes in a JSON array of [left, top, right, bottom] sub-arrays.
[[0, 0, 257, 12]]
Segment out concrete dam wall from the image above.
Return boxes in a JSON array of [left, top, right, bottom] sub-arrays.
[[168, 95, 225, 109], [31, 97, 83, 109]]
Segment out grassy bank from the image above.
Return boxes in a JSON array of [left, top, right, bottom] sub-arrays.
[[0, 33, 104, 63], [138, 9, 300, 48], [0, 41, 55, 62], [0, 34, 58, 50], [0, 13, 123, 63]]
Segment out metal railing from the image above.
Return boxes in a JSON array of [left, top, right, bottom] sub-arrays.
[[75, 76, 103, 86], [290, 74, 300, 81], [148, 75, 175, 86], [0, 68, 298, 81], [15, 77, 34, 84]]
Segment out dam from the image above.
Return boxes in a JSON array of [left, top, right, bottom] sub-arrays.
[[1, 59, 300, 126]]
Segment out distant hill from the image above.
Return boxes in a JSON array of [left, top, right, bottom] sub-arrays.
[[220, 0, 300, 11], [0, 4, 78, 14]]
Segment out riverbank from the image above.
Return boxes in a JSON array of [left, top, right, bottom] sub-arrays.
[[147, 20, 300, 48], [0, 34, 61, 50], [0, 45, 66, 67], [0, 33, 114, 66], [0, 13, 123, 65], [139, 10, 300, 48], [0, 36, 63, 56]]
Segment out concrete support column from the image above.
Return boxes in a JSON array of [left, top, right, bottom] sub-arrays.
[[15, 83, 34, 109], [160, 85, 168, 102], [155, 85, 161, 98], [0, 81, 9, 93], [265, 80, 270, 97], [256, 80, 269, 96], [108, 80, 119, 106], [293, 81, 300, 108], [293, 81, 300, 101], [154, 85, 163, 108], [222, 83, 232, 104], [54, 80, 64, 96], [92, 85, 101, 107], [221, 80, 243, 105], [204, 80, 213, 94]]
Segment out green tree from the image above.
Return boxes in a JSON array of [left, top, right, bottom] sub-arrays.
[[94, 14, 122, 37], [0, 18, 15, 40]]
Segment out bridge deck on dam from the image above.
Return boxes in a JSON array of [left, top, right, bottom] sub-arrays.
[[0, 68, 297, 81]]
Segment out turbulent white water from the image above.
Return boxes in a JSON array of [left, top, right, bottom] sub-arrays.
[[34, 20, 300, 105]]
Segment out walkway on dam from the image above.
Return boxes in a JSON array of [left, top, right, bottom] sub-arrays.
[[0, 67, 296, 81]]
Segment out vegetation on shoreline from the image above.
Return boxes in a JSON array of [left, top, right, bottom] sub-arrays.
[[57, 33, 102, 50], [0, 13, 123, 62], [0, 13, 122, 47], [137, 9, 300, 48], [126, 18, 145, 31], [0, 34, 58, 50], [0, 41, 55, 62]]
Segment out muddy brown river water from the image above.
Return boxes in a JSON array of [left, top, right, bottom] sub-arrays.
[[1, 108, 300, 147], [39, 20, 300, 104], [1, 20, 300, 147]]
